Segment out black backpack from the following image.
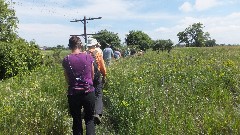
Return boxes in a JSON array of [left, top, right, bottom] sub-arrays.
[[87, 50, 101, 85]]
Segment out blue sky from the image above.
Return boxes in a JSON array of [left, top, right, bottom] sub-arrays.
[[8, 0, 240, 47]]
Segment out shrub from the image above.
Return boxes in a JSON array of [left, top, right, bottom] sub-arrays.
[[0, 39, 43, 80]]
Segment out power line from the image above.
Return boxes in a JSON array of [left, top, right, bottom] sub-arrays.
[[70, 16, 102, 50]]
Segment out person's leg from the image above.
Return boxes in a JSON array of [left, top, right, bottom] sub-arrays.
[[104, 58, 110, 66], [94, 79, 103, 116], [68, 95, 83, 135], [83, 92, 96, 135], [94, 80, 103, 125]]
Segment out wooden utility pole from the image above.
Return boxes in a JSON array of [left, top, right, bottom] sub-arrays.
[[70, 16, 102, 50]]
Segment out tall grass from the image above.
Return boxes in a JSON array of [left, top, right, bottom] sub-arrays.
[[0, 65, 71, 134], [1, 47, 240, 134], [0, 50, 115, 134], [104, 46, 240, 134]]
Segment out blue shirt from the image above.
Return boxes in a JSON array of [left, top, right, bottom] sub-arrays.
[[114, 51, 121, 59], [103, 47, 114, 60]]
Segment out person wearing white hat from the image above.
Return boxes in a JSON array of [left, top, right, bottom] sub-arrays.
[[87, 38, 107, 125]]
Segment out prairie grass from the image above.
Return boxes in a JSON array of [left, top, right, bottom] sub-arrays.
[[1, 46, 240, 134]]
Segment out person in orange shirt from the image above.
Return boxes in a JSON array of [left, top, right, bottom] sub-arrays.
[[87, 38, 106, 125]]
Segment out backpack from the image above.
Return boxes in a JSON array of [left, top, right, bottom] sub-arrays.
[[87, 50, 101, 85]]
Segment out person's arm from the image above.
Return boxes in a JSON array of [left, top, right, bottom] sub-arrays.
[[111, 50, 114, 58], [62, 58, 69, 86], [64, 69, 69, 84], [96, 52, 107, 83], [96, 52, 106, 76]]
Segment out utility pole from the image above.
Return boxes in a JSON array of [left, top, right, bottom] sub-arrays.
[[70, 16, 102, 50]]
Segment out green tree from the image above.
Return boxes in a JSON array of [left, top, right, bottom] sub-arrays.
[[125, 30, 152, 51], [0, 1, 43, 80], [204, 32, 216, 47], [205, 39, 216, 47], [92, 29, 121, 49], [177, 22, 210, 47], [0, 0, 18, 42], [0, 38, 43, 80], [152, 39, 173, 53]]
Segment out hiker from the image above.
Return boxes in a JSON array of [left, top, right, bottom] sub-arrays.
[[103, 43, 114, 66], [137, 50, 144, 56], [62, 36, 96, 135], [114, 48, 121, 60], [87, 38, 107, 125], [124, 48, 131, 57]]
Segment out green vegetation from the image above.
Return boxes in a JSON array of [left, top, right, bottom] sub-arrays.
[[93, 29, 121, 49], [105, 46, 240, 134], [125, 30, 153, 51], [177, 22, 216, 47], [0, 39, 43, 80], [0, 0, 18, 42], [0, 1, 43, 80], [1, 47, 240, 134], [0, 65, 70, 134]]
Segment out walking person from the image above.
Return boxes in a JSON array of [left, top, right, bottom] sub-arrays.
[[124, 48, 131, 57], [62, 36, 96, 135], [103, 43, 114, 66], [114, 48, 121, 60], [87, 38, 107, 125]]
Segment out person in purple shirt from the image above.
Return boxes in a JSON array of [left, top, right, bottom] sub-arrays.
[[62, 36, 95, 135]]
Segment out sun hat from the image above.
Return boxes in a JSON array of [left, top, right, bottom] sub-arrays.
[[87, 38, 98, 47]]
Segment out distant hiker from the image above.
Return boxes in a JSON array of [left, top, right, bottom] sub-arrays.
[[103, 43, 114, 66], [114, 48, 121, 60], [62, 36, 96, 135], [124, 48, 131, 57], [137, 50, 144, 56], [87, 38, 107, 125]]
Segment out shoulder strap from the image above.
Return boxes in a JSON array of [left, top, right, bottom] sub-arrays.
[[67, 55, 77, 78]]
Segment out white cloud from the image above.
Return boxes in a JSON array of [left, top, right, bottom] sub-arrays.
[[150, 11, 240, 45], [17, 23, 79, 46], [179, 0, 222, 12], [175, 12, 240, 44], [204, 12, 240, 44], [9, 0, 240, 46], [194, 0, 220, 11], [179, 2, 193, 12]]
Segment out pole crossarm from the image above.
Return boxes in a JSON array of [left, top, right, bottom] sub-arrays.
[[70, 34, 98, 38], [70, 17, 102, 22]]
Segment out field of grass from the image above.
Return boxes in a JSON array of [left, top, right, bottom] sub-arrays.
[[104, 46, 240, 134], [0, 46, 240, 134]]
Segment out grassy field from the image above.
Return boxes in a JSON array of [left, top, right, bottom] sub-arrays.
[[1, 46, 240, 134]]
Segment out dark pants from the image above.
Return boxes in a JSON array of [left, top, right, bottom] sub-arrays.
[[68, 92, 95, 135], [94, 79, 103, 115]]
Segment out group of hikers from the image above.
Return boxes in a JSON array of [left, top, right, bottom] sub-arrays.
[[62, 36, 144, 135]]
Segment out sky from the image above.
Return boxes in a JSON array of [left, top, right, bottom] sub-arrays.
[[7, 0, 240, 47]]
